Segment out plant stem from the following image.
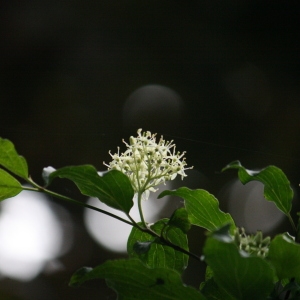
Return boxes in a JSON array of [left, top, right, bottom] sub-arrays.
[[24, 181, 134, 227], [137, 191, 147, 228], [148, 227, 201, 261], [287, 213, 297, 234], [24, 179, 200, 262], [126, 211, 200, 259], [126, 213, 145, 231]]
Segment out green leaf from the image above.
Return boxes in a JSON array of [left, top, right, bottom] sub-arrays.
[[200, 266, 235, 300], [158, 188, 235, 232], [267, 234, 300, 280], [44, 166, 134, 213], [0, 138, 28, 179], [203, 229, 275, 300], [168, 207, 191, 234], [127, 219, 189, 273], [68, 266, 93, 284], [222, 160, 293, 215], [69, 259, 206, 300], [200, 278, 236, 300], [0, 169, 23, 200]]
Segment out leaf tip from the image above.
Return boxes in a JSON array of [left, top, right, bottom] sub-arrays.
[[69, 267, 93, 287], [221, 160, 242, 172], [97, 170, 109, 177]]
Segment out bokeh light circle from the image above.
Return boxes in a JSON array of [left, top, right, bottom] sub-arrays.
[[0, 190, 71, 281], [226, 179, 285, 233], [84, 182, 172, 252]]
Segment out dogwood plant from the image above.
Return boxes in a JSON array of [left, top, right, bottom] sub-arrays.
[[0, 130, 300, 299]]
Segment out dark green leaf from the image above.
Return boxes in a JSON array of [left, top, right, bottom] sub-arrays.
[[203, 229, 275, 300], [0, 138, 28, 179], [200, 266, 235, 300], [168, 207, 191, 233], [69, 259, 206, 300], [127, 219, 189, 273], [267, 234, 300, 280], [200, 278, 236, 300], [158, 188, 235, 232], [44, 166, 134, 213], [222, 161, 293, 215], [0, 169, 23, 201]]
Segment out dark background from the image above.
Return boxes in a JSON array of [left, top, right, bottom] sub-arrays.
[[1, 1, 300, 299]]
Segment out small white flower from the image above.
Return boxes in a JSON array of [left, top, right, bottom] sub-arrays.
[[104, 129, 192, 199]]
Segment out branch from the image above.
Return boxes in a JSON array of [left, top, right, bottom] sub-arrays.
[[24, 179, 135, 227], [25, 178, 201, 262]]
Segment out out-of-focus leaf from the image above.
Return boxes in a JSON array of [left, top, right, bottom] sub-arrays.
[[44, 166, 134, 213], [200, 278, 236, 300], [158, 188, 235, 232], [69, 259, 206, 300], [0, 169, 23, 201], [200, 266, 235, 300], [0, 138, 28, 179], [203, 227, 275, 300], [222, 161, 293, 215], [127, 219, 189, 273], [267, 234, 300, 280]]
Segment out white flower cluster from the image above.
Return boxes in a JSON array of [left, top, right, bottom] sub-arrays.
[[234, 228, 270, 257], [104, 129, 192, 199]]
